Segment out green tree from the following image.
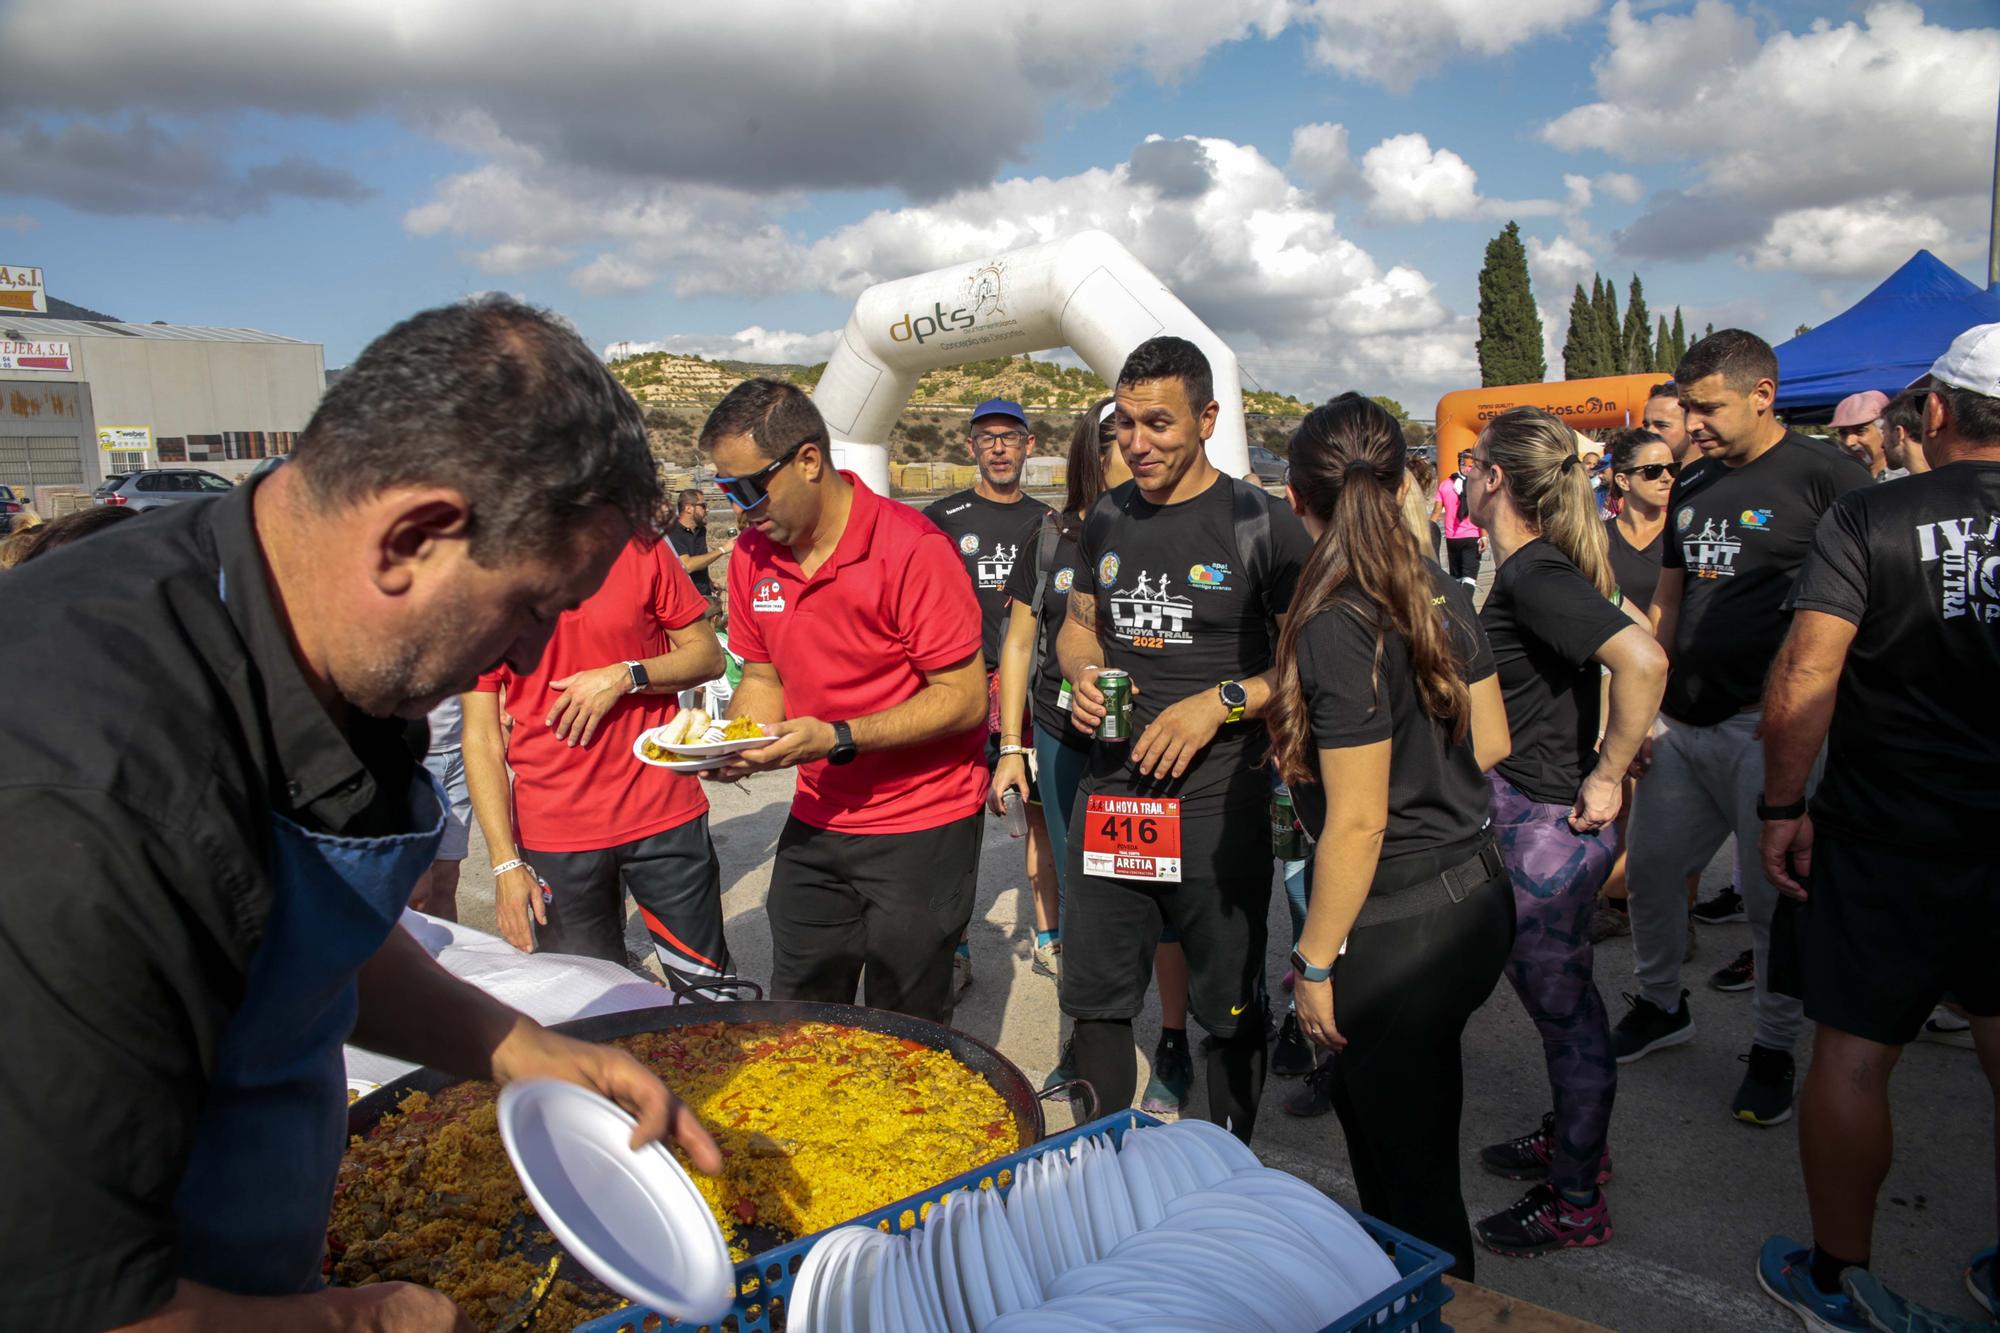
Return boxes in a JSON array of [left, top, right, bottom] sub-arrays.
[[1654, 316, 1672, 373], [1370, 394, 1410, 420], [1476, 221, 1546, 386], [1592, 275, 1621, 378], [1704, 322, 1715, 339], [1670, 308, 1688, 369], [1621, 275, 1652, 374], [1562, 284, 1602, 379]]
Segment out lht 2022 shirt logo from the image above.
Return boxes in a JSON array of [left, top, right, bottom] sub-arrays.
[[975, 543, 1018, 590], [1917, 513, 2000, 622], [958, 532, 980, 555], [1109, 569, 1195, 648], [1680, 512, 1743, 579], [1053, 567, 1074, 593], [752, 577, 786, 613]]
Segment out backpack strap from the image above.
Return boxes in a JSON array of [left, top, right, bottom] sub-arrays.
[[1025, 510, 1063, 692], [1230, 476, 1278, 628]]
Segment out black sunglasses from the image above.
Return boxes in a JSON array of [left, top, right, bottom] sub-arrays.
[[1620, 461, 1680, 481], [715, 440, 809, 511]]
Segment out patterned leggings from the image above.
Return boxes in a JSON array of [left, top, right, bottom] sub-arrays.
[[1486, 771, 1619, 1192]]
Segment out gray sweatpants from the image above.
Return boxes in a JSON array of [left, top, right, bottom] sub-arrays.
[[1625, 709, 1814, 1052]]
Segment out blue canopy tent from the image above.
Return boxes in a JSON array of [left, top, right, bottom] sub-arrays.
[[1774, 250, 2000, 420]]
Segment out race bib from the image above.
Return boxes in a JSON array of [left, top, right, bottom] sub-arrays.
[[1082, 795, 1182, 882]]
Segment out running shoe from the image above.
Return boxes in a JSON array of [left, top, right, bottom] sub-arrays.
[[1590, 899, 1632, 943], [1840, 1266, 1987, 1333], [1734, 1044, 1798, 1126], [1031, 938, 1062, 980], [1478, 1112, 1614, 1185], [1758, 1236, 1869, 1332], [1476, 1182, 1611, 1257], [1284, 1055, 1336, 1118], [1142, 1034, 1192, 1115], [1612, 989, 1695, 1063], [1694, 884, 1749, 924], [953, 949, 973, 997], [1711, 947, 1756, 992], [1042, 1035, 1078, 1098], [1969, 1246, 1996, 1317], [1271, 1011, 1315, 1078], [1916, 1006, 1974, 1050]]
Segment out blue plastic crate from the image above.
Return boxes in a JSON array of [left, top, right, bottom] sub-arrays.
[[575, 1111, 1454, 1332]]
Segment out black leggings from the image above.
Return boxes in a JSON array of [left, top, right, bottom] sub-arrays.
[[1073, 1010, 1269, 1143], [1324, 874, 1514, 1280], [1444, 536, 1481, 583]]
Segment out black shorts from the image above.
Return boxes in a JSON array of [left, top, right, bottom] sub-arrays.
[[1801, 832, 2000, 1046], [1059, 795, 1271, 1038], [524, 814, 728, 987]]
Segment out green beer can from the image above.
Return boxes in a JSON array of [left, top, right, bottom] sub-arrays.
[[1095, 668, 1132, 741]]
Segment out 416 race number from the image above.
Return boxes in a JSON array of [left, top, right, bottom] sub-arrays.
[[1081, 795, 1182, 882]]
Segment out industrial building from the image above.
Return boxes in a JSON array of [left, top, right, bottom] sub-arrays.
[[0, 290, 325, 500]]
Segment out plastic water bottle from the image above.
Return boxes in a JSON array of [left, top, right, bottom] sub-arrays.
[[1002, 788, 1029, 839]]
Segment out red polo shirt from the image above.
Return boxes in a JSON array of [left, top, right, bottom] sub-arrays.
[[727, 473, 986, 834], [474, 538, 709, 851]]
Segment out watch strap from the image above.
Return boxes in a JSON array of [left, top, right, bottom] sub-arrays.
[[1756, 793, 1808, 821], [828, 720, 858, 765], [1218, 679, 1247, 725], [1289, 946, 1334, 983], [624, 659, 648, 693]]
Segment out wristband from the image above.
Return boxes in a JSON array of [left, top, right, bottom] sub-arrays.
[[999, 744, 1032, 757], [1756, 794, 1808, 821], [491, 858, 529, 877]]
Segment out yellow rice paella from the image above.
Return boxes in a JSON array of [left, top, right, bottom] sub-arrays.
[[330, 1020, 1019, 1329]]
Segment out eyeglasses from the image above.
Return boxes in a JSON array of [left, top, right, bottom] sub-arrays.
[[1620, 462, 1681, 481], [972, 429, 1029, 449], [714, 441, 808, 511]]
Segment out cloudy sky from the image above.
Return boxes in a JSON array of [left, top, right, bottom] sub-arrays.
[[3, 0, 1995, 412]]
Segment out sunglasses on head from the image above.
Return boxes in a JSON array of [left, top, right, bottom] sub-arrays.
[[1621, 461, 1680, 481], [715, 440, 809, 511]]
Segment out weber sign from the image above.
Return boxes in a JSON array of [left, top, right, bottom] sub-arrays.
[[0, 266, 46, 314], [0, 339, 71, 372]]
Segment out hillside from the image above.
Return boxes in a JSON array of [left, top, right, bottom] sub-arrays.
[[606, 348, 1313, 471]]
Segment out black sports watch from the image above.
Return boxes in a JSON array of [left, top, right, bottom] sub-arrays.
[[827, 720, 859, 766], [1756, 793, 1808, 821], [1289, 946, 1334, 984], [624, 659, 649, 693]]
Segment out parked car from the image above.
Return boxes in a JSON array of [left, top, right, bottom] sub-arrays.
[[96, 469, 234, 510], [0, 484, 27, 526], [1246, 445, 1288, 486]]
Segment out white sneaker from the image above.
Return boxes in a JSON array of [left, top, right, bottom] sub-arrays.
[[1916, 1005, 1973, 1049]]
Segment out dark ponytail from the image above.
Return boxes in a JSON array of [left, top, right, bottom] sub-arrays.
[[1269, 394, 1471, 785]]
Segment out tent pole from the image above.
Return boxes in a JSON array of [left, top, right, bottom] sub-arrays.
[[1990, 80, 2000, 291]]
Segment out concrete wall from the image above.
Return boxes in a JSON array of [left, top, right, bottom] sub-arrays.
[[74, 335, 325, 442]]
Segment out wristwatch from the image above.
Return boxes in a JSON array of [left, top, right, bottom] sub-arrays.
[[1756, 793, 1808, 821], [1217, 679, 1248, 725], [827, 720, 859, 766], [624, 660, 649, 694], [1289, 946, 1334, 984]]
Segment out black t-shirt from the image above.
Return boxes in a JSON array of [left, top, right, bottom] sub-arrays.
[[1291, 566, 1496, 862], [665, 519, 712, 595], [1661, 432, 1870, 723], [1071, 473, 1312, 812], [1480, 541, 1633, 805], [1785, 461, 2000, 854], [922, 489, 1053, 665], [1001, 511, 1087, 746], [1604, 516, 1663, 616]]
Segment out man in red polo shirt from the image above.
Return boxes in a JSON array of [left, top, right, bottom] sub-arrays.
[[700, 379, 989, 1024], [463, 535, 732, 988]]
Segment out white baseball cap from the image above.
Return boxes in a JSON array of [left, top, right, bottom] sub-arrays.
[[1914, 321, 2000, 397]]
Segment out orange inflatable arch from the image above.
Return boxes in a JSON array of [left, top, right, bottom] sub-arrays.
[[1433, 373, 1666, 464]]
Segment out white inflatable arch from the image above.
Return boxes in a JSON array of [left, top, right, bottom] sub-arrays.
[[813, 230, 1249, 495]]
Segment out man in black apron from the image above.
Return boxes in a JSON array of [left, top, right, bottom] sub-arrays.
[[0, 298, 720, 1331]]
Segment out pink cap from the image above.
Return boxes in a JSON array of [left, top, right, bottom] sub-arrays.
[[1829, 390, 1889, 428]]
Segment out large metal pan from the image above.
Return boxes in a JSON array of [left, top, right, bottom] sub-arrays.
[[347, 998, 1087, 1146]]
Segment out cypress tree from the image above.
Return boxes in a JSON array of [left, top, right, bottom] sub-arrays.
[[1705, 322, 1715, 339], [1622, 275, 1652, 374], [1593, 276, 1621, 379], [1562, 284, 1599, 380], [1670, 307, 1688, 369], [1476, 221, 1546, 386], [1654, 316, 1672, 373]]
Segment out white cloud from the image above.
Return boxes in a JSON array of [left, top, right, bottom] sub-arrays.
[[606, 326, 840, 365], [1527, 233, 1596, 296], [1287, 122, 1360, 202], [1360, 132, 1561, 223], [1749, 198, 1961, 278], [471, 241, 570, 275], [1296, 0, 1601, 93], [569, 254, 656, 296], [1544, 1, 2000, 269], [1595, 172, 1642, 205]]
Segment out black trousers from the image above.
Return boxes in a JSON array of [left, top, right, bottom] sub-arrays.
[[1324, 872, 1514, 1280], [767, 812, 982, 1025], [1444, 536, 1481, 584], [524, 814, 729, 988]]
